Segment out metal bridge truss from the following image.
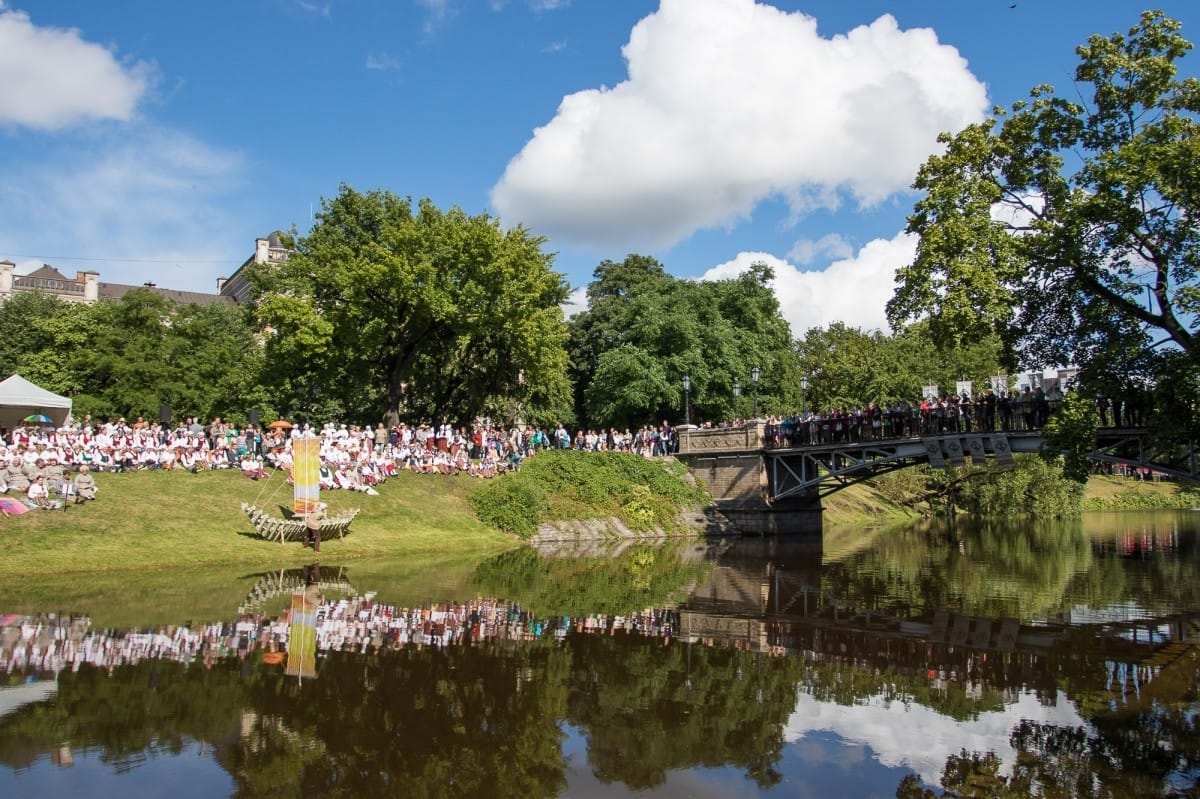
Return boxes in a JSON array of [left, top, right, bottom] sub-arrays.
[[766, 429, 1198, 502]]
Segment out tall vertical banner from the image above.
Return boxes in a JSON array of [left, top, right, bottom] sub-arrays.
[[286, 591, 318, 680], [293, 435, 320, 515]]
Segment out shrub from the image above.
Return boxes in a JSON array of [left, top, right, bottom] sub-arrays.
[[467, 450, 709, 538]]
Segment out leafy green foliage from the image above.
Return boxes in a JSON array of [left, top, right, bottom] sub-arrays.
[[1040, 391, 1101, 483], [874, 455, 1085, 518], [467, 450, 709, 538], [889, 12, 1200, 389], [568, 256, 798, 427], [795, 320, 1010, 410], [469, 474, 550, 537], [956, 456, 1086, 517], [0, 288, 266, 423], [250, 186, 573, 428]]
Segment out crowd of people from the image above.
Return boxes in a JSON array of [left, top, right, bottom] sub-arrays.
[[1, 596, 683, 678], [0, 413, 686, 510], [0, 375, 1165, 512], [749, 386, 1083, 448]]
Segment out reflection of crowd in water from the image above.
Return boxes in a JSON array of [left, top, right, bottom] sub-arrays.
[[0, 598, 681, 679], [308, 595, 678, 652], [1, 602, 1167, 715]]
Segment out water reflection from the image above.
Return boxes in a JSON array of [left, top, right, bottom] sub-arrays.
[[1, 515, 1199, 797]]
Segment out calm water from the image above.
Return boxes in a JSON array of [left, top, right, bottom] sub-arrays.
[[2, 512, 1199, 798]]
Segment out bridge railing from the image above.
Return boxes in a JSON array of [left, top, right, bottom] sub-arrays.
[[761, 401, 1073, 449]]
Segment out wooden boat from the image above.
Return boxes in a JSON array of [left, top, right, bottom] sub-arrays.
[[241, 502, 359, 544]]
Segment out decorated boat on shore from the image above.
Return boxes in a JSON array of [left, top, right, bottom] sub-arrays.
[[242, 433, 358, 544], [241, 502, 359, 544]]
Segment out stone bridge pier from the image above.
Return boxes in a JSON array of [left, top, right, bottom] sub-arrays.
[[677, 422, 822, 536]]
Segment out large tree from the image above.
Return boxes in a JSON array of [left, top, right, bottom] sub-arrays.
[[568, 257, 797, 428], [70, 291, 265, 423], [251, 186, 573, 428], [887, 11, 1200, 394]]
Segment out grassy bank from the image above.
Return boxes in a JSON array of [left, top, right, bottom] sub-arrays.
[[0, 467, 516, 579], [1081, 474, 1200, 510], [4, 458, 1185, 587]]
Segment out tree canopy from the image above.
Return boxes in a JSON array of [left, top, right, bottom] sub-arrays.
[[794, 321, 1009, 412], [0, 289, 265, 424], [250, 186, 573, 428], [887, 11, 1200, 394], [567, 256, 798, 428]]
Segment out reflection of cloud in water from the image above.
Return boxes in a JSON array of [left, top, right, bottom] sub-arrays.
[[783, 689, 1089, 785]]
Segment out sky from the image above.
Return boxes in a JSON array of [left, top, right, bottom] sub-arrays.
[[2, 0, 1198, 337]]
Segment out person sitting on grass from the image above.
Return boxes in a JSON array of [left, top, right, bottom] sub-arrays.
[[73, 465, 98, 502], [4, 458, 29, 495], [44, 455, 65, 486], [239, 453, 268, 480], [26, 475, 61, 510]]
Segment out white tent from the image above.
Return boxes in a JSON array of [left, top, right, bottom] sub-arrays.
[[0, 374, 73, 430]]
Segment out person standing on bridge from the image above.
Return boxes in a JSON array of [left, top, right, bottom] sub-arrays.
[[984, 388, 997, 433]]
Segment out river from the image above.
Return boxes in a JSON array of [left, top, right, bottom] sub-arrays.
[[1, 511, 1198, 798]]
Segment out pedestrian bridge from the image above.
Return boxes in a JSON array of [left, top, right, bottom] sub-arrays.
[[676, 421, 1197, 534]]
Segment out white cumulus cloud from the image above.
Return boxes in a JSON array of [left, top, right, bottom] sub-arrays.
[[788, 233, 854, 265], [700, 231, 918, 336], [491, 0, 987, 249], [0, 8, 154, 130]]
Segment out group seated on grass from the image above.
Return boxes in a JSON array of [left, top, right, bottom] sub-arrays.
[[0, 417, 536, 502], [0, 414, 684, 502]]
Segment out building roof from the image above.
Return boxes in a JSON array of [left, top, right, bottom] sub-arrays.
[[22, 265, 73, 281], [98, 282, 234, 306]]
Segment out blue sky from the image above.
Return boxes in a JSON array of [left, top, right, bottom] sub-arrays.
[[2, 0, 1197, 336]]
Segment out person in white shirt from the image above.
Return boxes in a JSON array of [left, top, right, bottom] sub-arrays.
[[26, 476, 59, 509]]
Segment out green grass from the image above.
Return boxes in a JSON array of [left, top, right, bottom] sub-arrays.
[[1081, 474, 1200, 510], [0, 467, 517, 579]]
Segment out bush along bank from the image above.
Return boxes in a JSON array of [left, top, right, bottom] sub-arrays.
[[467, 450, 710, 539]]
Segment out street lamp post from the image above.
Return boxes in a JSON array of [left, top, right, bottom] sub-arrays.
[[682, 375, 691, 426], [733, 379, 741, 420], [800, 375, 810, 445], [751, 366, 761, 419]]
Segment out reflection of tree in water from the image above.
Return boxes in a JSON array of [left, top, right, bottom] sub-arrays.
[[469, 542, 709, 617], [822, 517, 1200, 622], [0, 659, 252, 773], [5, 520, 1200, 797], [238, 640, 571, 798], [897, 701, 1200, 798], [890, 644, 1200, 798], [565, 635, 801, 789]]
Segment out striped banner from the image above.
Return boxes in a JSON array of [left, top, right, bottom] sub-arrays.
[[285, 591, 318, 680], [293, 435, 320, 515]]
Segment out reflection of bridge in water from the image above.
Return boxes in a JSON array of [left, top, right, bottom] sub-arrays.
[[679, 539, 1200, 696], [678, 422, 1199, 534]]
